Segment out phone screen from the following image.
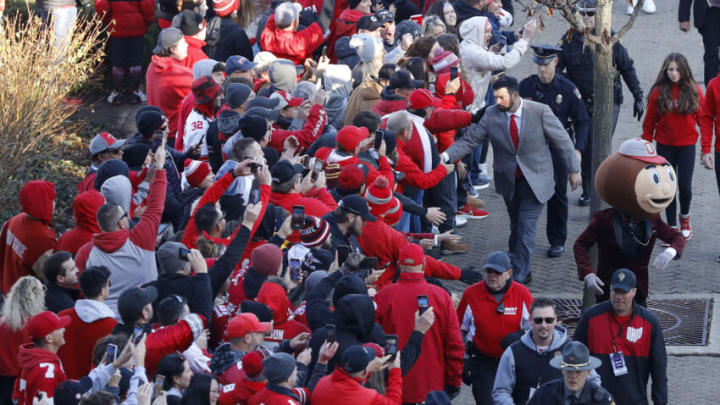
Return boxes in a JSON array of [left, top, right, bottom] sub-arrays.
[[289, 259, 302, 281], [326, 324, 336, 343], [133, 325, 145, 344], [178, 247, 190, 261], [385, 334, 398, 360], [321, 45, 328, 57], [155, 375, 165, 396], [374, 130, 383, 150], [312, 159, 324, 182], [291, 206, 305, 230], [450, 67, 458, 81], [106, 344, 117, 365], [337, 246, 350, 266], [249, 188, 260, 205], [417, 295, 429, 314]]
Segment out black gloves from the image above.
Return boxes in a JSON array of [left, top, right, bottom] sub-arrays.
[[471, 106, 487, 124], [444, 384, 460, 399], [299, 8, 318, 27], [462, 359, 472, 385], [633, 99, 645, 121], [460, 267, 483, 284]]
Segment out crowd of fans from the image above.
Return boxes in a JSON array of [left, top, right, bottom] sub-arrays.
[[2, 0, 720, 402]]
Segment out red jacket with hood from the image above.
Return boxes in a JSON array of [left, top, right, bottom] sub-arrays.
[[326, 8, 367, 63], [374, 272, 464, 402], [269, 104, 328, 154], [57, 300, 118, 379], [95, 0, 154, 38], [56, 191, 105, 255], [256, 282, 310, 348], [146, 56, 194, 140], [260, 15, 324, 65], [13, 344, 66, 405], [182, 36, 209, 69], [358, 219, 461, 288], [219, 376, 266, 405], [312, 367, 402, 405], [0, 180, 57, 294], [371, 89, 408, 117]]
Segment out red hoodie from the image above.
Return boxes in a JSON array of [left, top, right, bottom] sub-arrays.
[[13, 344, 66, 405], [256, 282, 310, 348], [642, 84, 705, 147], [182, 36, 209, 69], [146, 55, 194, 141], [219, 377, 266, 405], [0, 180, 57, 294], [57, 300, 117, 379], [326, 8, 367, 63], [56, 191, 105, 255]]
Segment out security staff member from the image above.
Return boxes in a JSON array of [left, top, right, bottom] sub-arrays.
[[527, 341, 614, 405], [520, 45, 589, 258], [557, 0, 644, 207]]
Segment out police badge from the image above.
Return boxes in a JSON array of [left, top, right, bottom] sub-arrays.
[[555, 94, 563, 104]]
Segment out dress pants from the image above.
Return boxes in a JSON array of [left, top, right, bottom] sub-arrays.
[[503, 176, 544, 283], [546, 153, 569, 247], [467, 351, 500, 405], [423, 173, 457, 233]]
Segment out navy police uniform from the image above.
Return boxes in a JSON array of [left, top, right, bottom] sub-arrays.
[[527, 378, 614, 405], [520, 45, 590, 256]]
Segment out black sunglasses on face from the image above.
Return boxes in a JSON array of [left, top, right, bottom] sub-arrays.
[[533, 317, 556, 325]]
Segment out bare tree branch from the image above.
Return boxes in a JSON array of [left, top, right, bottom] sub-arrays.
[[612, 0, 645, 44], [535, 0, 603, 45]]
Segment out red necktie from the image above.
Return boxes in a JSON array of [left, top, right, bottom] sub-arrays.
[[509, 114, 519, 149]]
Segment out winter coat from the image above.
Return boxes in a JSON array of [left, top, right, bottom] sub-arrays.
[[56, 191, 105, 255], [57, 300, 118, 379], [260, 15, 324, 65], [311, 367, 403, 405], [181, 36, 209, 69], [74, 171, 167, 316], [218, 375, 266, 405], [334, 36, 360, 70], [326, 9, 367, 63], [210, 343, 246, 385], [344, 78, 383, 126], [146, 56, 194, 139], [371, 88, 408, 117], [374, 272, 464, 402], [458, 16, 529, 111], [45, 283, 80, 314], [95, 0, 154, 38], [14, 344, 66, 405], [0, 180, 56, 294], [257, 282, 310, 349], [214, 17, 254, 62], [527, 378, 614, 405], [0, 322, 30, 377], [395, 147, 447, 193], [268, 104, 328, 154]]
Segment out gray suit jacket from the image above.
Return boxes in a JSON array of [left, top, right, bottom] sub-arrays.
[[445, 100, 580, 203]]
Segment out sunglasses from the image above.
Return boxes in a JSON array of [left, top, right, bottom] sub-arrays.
[[533, 317, 556, 325], [579, 10, 595, 16]]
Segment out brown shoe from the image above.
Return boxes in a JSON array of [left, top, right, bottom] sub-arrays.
[[467, 196, 486, 209], [441, 239, 469, 255]]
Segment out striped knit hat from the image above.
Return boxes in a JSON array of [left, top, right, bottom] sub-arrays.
[[184, 159, 212, 188], [212, 0, 239, 17], [300, 216, 330, 248], [365, 176, 403, 225], [431, 49, 459, 75]]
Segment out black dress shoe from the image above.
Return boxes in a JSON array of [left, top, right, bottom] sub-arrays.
[[578, 195, 591, 206], [547, 245, 565, 258]]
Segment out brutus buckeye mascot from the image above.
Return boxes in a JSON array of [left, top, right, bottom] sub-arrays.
[[574, 138, 686, 306]]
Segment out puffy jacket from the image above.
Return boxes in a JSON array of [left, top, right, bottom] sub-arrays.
[[74, 171, 167, 316], [311, 367, 403, 405], [57, 300, 118, 379], [358, 219, 461, 288], [371, 87, 408, 117], [14, 344, 66, 405], [260, 15, 324, 65], [257, 282, 310, 349], [268, 104, 328, 153], [95, 0, 154, 37], [327, 8, 366, 63], [56, 191, 105, 255], [458, 16, 529, 111], [374, 272, 464, 402], [0, 181, 56, 294], [146, 56, 194, 139], [344, 78, 383, 126]]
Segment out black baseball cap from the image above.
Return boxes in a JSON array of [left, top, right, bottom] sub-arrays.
[[375, 9, 394, 24], [117, 286, 158, 324], [270, 160, 303, 184], [357, 15, 383, 32], [389, 70, 423, 90], [610, 269, 636, 293], [338, 195, 377, 221], [54, 377, 93, 405], [341, 345, 376, 373]]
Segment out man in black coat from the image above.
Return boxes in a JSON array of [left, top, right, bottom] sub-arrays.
[[44, 251, 81, 313], [679, 0, 720, 86]]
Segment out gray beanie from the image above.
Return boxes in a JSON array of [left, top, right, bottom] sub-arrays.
[[263, 352, 296, 384]]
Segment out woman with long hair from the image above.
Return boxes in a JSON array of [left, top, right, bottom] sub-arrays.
[[0, 276, 46, 403], [180, 373, 220, 405], [426, 1, 458, 36], [642, 52, 705, 240], [422, 15, 446, 37], [156, 353, 194, 403]]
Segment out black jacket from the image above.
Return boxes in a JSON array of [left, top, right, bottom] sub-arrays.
[[214, 18, 254, 62], [527, 378, 613, 405], [679, 0, 710, 30], [453, 0, 484, 26], [45, 284, 80, 314]]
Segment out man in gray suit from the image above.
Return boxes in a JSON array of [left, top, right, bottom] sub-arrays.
[[441, 75, 581, 283]]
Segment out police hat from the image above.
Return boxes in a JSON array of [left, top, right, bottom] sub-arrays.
[[549, 341, 602, 371], [532, 45, 561, 65]]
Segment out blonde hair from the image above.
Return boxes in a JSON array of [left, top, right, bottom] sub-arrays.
[[0, 276, 46, 331], [356, 52, 385, 83]]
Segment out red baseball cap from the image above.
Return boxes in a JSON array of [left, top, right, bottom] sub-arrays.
[[275, 90, 303, 108], [408, 89, 441, 110], [398, 243, 424, 266], [336, 126, 370, 152], [227, 313, 272, 339], [27, 311, 71, 340], [618, 138, 667, 164]]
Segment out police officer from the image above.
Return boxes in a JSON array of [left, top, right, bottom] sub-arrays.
[[557, 0, 644, 207], [527, 341, 614, 405], [520, 45, 589, 258]]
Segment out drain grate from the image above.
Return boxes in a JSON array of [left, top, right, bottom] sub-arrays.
[[543, 298, 712, 346]]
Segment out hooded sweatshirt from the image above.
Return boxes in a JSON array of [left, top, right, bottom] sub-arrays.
[[14, 344, 66, 405], [56, 191, 105, 255], [458, 16, 528, 111], [0, 180, 56, 294], [101, 175, 133, 215], [146, 55, 194, 141], [57, 299, 118, 379], [257, 282, 310, 349], [175, 59, 216, 151]]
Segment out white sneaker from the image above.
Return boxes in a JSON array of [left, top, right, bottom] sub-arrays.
[[626, 3, 634, 14], [456, 215, 468, 227], [133, 89, 147, 103], [642, 0, 656, 13], [107, 90, 120, 104]]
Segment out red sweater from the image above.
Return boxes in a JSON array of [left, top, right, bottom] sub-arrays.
[[701, 73, 720, 154], [57, 303, 118, 379], [0, 323, 30, 377], [641, 84, 704, 147], [374, 272, 464, 402], [311, 367, 402, 405], [456, 281, 533, 359], [146, 55, 193, 140]]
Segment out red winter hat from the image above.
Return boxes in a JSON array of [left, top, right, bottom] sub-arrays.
[[362, 342, 385, 358], [28, 311, 71, 340], [431, 49, 459, 75], [183, 159, 212, 188], [213, 0, 239, 17], [398, 243, 424, 266], [250, 243, 283, 276], [338, 164, 368, 191], [380, 197, 402, 226], [300, 216, 331, 248], [192, 76, 222, 105], [409, 88, 441, 109], [336, 126, 369, 152], [275, 90, 303, 107], [242, 350, 265, 378], [365, 176, 393, 208]]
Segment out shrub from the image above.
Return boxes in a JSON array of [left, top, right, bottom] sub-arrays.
[[0, 13, 108, 231]]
